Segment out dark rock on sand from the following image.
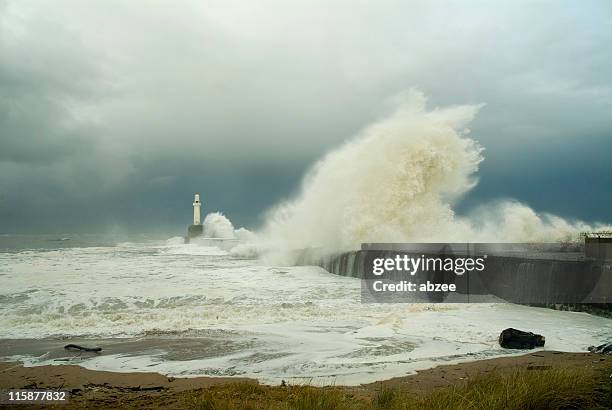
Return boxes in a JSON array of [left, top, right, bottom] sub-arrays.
[[588, 342, 612, 354], [499, 328, 545, 349]]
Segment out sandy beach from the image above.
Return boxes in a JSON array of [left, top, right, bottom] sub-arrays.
[[1, 351, 609, 408]]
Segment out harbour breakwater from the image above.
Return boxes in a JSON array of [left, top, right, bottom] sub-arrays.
[[295, 240, 612, 315]]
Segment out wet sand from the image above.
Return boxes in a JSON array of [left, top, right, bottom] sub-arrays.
[[0, 334, 244, 364], [0, 351, 609, 408]]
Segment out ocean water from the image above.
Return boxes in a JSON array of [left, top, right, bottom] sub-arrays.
[[0, 235, 611, 385]]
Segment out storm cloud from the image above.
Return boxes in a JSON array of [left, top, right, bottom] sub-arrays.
[[0, 0, 610, 234]]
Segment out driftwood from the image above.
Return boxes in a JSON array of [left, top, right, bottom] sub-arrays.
[[64, 344, 102, 353]]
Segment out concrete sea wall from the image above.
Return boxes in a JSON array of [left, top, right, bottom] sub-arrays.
[[296, 246, 612, 315]]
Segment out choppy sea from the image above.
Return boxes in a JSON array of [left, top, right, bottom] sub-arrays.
[[1, 234, 610, 385]]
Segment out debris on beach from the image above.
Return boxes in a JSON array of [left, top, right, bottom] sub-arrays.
[[588, 342, 612, 354], [64, 344, 102, 353]]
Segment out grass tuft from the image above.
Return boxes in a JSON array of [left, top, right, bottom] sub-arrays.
[[285, 386, 350, 410]]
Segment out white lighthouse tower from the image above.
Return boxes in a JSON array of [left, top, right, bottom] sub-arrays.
[[193, 193, 202, 225], [186, 193, 204, 241]]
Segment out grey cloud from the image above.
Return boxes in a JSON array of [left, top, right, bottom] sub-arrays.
[[0, 0, 611, 233], [0, 5, 106, 165]]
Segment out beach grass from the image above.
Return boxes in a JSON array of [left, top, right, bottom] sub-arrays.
[[181, 365, 611, 410], [372, 367, 610, 410], [182, 383, 364, 410]]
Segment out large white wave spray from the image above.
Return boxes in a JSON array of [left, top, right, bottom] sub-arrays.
[[203, 212, 238, 239], [199, 212, 260, 257], [260, 91, 608, 262]]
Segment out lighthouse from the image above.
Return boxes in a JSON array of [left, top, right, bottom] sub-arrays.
[[193, 193, 202, 225], [186, 193, 204, 241]]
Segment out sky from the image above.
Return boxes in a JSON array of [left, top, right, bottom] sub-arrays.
[[0, 0, 611, 235]]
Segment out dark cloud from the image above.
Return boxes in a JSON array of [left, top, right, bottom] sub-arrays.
[[0, 36, 96, 163], [0, 0, 611, 234]]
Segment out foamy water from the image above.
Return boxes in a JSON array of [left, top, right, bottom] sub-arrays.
[[1, 238, 611, 385]]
